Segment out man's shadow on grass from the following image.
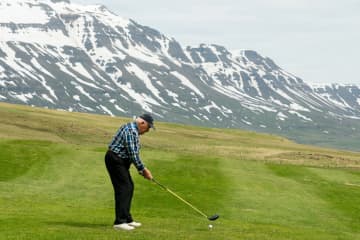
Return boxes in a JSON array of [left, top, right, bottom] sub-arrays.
[[47, 221, 109, 229]]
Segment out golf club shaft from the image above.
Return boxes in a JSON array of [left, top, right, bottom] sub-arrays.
[[152, 179, 208, 219]]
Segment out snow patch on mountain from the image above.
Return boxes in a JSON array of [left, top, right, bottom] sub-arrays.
[[170, 71, 204, 98], [0, 1, 50, 24], [125, 62, 166, 104]]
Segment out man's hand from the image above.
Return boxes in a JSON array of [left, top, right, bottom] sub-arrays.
[[141, 168, 153, 180]]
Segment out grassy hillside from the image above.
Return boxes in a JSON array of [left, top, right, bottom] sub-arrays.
[[0, 102, 360, 240]]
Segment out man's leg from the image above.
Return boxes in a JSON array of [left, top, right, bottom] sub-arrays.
[[125, 174, 134, 223]]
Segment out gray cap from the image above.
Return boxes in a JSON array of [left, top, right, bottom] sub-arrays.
[[139, 113, 155, 129]]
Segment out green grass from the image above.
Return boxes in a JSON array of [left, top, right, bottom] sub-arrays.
[[0, 102, 360, 239]]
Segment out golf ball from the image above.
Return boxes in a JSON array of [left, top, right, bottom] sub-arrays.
[[208, 224, 213, 229]]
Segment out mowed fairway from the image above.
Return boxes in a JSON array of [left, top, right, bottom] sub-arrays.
[[1, 102, 360, 240]]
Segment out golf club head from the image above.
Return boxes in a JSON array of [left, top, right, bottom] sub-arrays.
[[208, 214, 219, 221]]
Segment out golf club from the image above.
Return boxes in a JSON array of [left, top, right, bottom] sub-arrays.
[[152, 179, 219, 221]]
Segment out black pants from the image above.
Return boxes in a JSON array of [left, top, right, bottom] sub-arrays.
[[105, 150, 134, 225]]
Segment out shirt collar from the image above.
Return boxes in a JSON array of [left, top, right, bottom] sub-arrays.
[[131, 121, 139, 133]]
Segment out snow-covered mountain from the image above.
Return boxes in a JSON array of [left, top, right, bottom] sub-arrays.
[[1, 0, 360, 150]]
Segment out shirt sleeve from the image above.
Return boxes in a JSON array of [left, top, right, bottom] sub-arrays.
[[124, 130, 145, 171]]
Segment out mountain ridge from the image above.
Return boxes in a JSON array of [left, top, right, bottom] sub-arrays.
[[1, 0, 360, 151]]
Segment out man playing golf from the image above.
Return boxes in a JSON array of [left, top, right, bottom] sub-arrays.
[[105, 113, 154, 231]]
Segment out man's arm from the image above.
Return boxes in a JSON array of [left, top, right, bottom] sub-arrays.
[[124, 130, 153, 180], [124, 131, 145, 171]]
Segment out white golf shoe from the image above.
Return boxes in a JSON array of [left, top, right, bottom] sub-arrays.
[[113, 223, 135, 231], [128, 221, 142, 227]]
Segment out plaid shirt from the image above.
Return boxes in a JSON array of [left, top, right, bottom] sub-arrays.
[[108, 122, 145, 171]]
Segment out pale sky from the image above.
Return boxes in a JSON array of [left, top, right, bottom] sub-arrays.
[[72, 0, 360, 85]]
